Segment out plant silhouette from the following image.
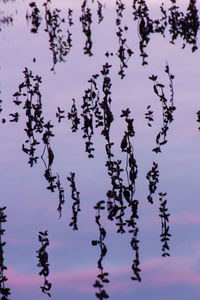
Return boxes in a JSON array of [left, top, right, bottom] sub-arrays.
[[67, 172, 81, 230], [0, 207, 10, 300], [149, 63, 176, 153], [0, 0, 200, 299], [37, 230, 52, 297], [92, 200, 109, 299]]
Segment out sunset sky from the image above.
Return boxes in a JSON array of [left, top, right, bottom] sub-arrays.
[[1, 0, 200, 299]]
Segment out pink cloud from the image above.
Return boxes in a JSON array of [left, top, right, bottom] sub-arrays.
[[7, 268, 40, 287], [108, 280, 131, 293], [6, 237, 30, 246], [139, 212, 200, 232], [152, 270, 200, 285], [5, 265, 135, 294], [171, 212, 200, 225], [6, 267, 97, 292], [6, 236, 63, 249], [48, 239, 63, 249], [6, 245, 200, 294], [48, 268, 97, 283], [140, 248, 200, 287]]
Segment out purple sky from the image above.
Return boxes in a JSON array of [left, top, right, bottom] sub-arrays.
[[1, 0, 200, 299]]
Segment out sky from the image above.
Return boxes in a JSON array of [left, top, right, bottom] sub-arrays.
[[1, 0, 200, 299]]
